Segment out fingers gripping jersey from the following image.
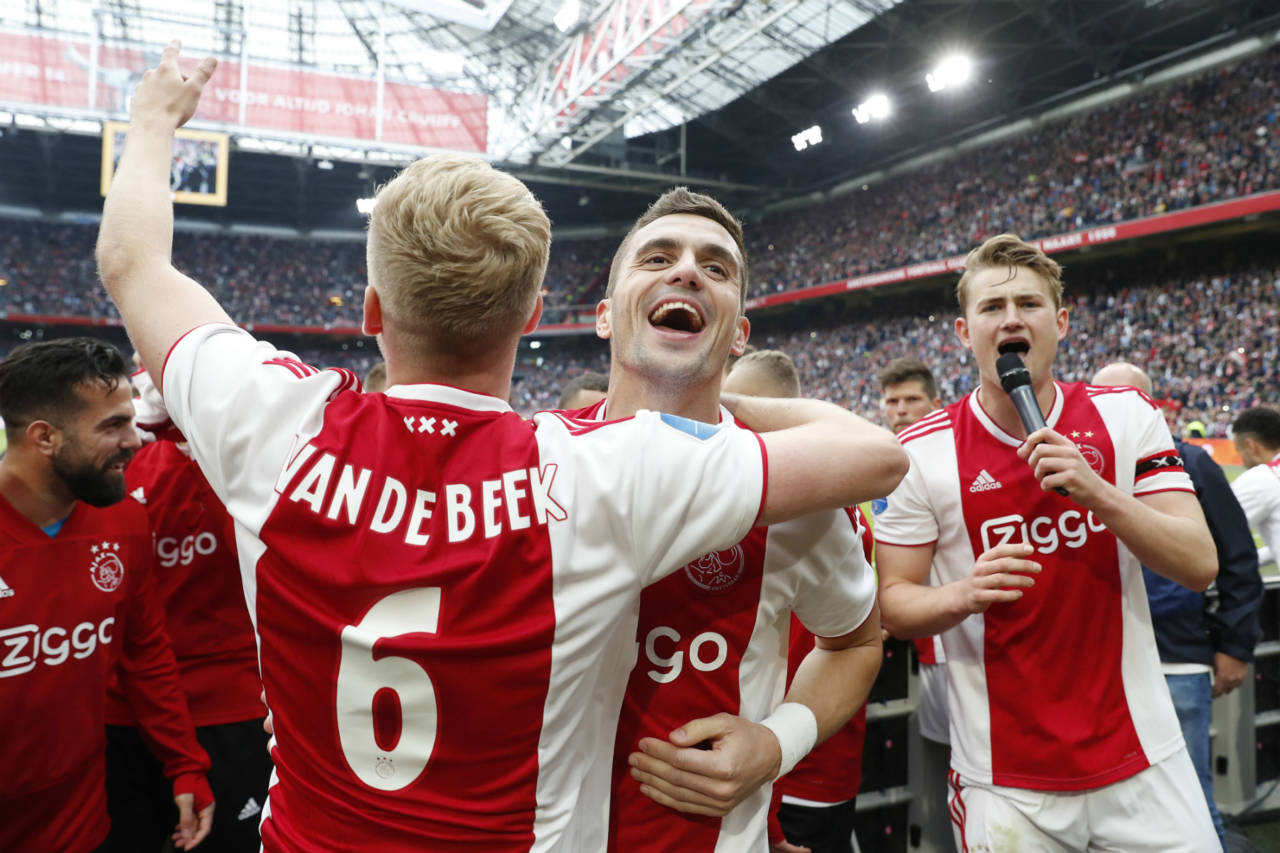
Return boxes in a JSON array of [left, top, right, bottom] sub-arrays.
[[605, 418, 877, 853], [874, 384, 1194, 791], [161, 324, 765, 852]]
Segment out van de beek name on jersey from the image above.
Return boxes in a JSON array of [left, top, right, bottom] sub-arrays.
[[277, 444, 567, 546]]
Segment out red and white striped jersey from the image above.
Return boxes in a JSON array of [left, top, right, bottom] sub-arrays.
[[874, 383, 1193, 791], [1230, 452, 1280, 562], [161, 324, 766, 852], [596, 405, 877, 852]]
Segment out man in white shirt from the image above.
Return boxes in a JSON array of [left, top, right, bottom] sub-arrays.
[[1230, 406, 1280, 567]]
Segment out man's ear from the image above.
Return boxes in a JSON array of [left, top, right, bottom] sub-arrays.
[[729, 315, 751, 356], [26, 420, 59, 459], [362, 285, 383, 337], [595, 299, 612, 341], [521, 292, 543, 335]]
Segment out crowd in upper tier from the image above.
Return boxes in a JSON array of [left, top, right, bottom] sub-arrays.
[[508, 253, 1280, 436], [3, 46, 1278, 327], [2, 46, 1279, 433]]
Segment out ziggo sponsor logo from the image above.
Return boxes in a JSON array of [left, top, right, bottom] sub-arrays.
[[0, 618, 113, 677], [979, 511, 1106, 555]]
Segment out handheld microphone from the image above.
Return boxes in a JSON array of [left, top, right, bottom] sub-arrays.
[[996, 352, 1068, 496]]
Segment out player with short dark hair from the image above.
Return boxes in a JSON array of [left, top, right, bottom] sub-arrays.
[[875, 356, 953, 853], [98, 44, 898, 850], [875, 233, 1219, 851], [583, 189, 897, 852], [1230, 406, 1280, 567], [0, 337, 214, 853], [876, 356, 941, 434]]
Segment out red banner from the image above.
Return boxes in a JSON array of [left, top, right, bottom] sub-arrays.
[[0, 30, 487, 151]]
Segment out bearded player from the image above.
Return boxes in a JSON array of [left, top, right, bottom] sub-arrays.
[[0, 338, 213, 853], [875, 234, 1219, 851]]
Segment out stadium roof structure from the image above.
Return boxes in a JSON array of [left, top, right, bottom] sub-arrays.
[[2, 0, 1279, 230]]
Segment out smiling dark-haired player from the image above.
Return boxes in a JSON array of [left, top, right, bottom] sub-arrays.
[[0, 337, 213, 853], [874, 234, 1221, 852]]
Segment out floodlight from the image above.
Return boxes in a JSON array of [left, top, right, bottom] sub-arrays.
[[926, 54, 973, 93], [852, 94, 890, 125], [554, 0, 581, 32], [356, 197, 377, 214], [790, 124, 823, 152]]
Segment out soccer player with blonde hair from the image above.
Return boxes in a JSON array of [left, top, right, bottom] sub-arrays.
[[875, 233, 1220, 851], [97, 43, 901, 850]]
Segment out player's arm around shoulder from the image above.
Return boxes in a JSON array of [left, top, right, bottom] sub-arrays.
[[97, 41, 233, 382], [721, 394, 907, 526]]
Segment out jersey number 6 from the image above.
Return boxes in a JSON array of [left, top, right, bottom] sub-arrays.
[[335, 587, 441, 791]]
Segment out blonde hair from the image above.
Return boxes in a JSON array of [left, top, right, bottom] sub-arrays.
[[728, 349, 801, 398], [367, 154, 550, 353], [956, 233, 1063, 312]]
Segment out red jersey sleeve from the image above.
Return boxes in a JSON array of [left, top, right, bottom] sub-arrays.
[[116, 530, 213, 809]]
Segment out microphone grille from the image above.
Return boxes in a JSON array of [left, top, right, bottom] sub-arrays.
[[996, 353, 1031, 392]]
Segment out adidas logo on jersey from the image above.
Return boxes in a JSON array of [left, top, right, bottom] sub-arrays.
[[0, 575, 12, 599], [130, 486, 147, 505], [968, 470, 1003, 493], [238, 797, 262, 821]]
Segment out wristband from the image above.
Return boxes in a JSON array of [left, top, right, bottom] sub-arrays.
[[759, 702, 818, 779]]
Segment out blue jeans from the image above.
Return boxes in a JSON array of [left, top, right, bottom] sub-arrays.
[[1165, 672, 1226, 847]]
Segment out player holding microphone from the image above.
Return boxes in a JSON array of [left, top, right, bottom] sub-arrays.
[[873, 234, 1220, 852]]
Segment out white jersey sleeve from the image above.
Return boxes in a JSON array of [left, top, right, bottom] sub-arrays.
[[530, 410, 765, 587], [778, 509, 877, 639], [1127, 392, 1195, 496], [872, 451, 939, 547], [160, 324, 359, 518]]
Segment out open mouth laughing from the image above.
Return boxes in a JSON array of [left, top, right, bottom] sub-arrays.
[[648, 299, 706, 334]]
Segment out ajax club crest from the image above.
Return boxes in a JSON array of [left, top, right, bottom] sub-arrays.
[[89, 541, 125, 593], [1076, 444, 1106, 475], [683, 545, 745, 592]]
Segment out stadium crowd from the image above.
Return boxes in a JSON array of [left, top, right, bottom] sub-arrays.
[[745, 45, 1280, 291], [3, 45, 1280, 330], [506, 254, 1280, 433]]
